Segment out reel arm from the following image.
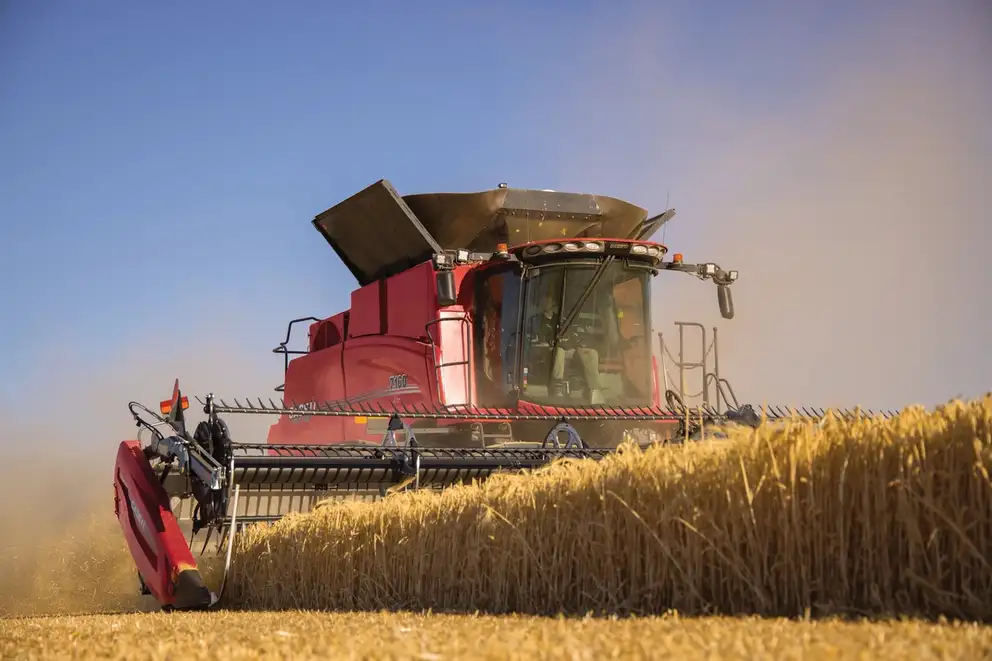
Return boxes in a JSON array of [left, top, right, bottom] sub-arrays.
[[128, 400, 227, 492]]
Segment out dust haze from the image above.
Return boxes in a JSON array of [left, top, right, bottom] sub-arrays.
[[554, 2, 991, 411], [0, 309, 280, 616], [1, 2, 989, 617]]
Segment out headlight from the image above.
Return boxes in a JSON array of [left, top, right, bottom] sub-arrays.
[[646, 246, 661, 257], [583, 242, 603, 251], [703, 263, 717, 276], [631, 244, 648, 255], [563, 242, 579, 252], [543, 243, 562, 253], [524, 245, 542, 256]]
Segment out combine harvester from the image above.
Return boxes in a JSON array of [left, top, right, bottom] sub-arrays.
[[113, 180, 897, 609]]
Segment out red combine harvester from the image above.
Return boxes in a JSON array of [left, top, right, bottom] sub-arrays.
[[113, 180, 898, 609]]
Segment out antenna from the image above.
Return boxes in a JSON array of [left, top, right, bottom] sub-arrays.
[[662, 190, 670, 244]]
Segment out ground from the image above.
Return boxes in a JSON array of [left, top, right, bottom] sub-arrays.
[[2, 611, 991, 661]]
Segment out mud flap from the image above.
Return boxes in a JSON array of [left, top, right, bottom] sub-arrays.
[[113, 441, 212, 610]]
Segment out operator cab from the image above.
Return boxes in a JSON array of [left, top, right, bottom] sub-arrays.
[[472, 239, 662, 409], [308, 179, 738, 417]]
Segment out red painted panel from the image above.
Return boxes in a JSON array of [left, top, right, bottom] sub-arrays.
[[267, 345, 346, 444], [328, 312, 349, 344], [113, 441, 208, 608], [309, 312, 348, 352], [267, 336, 437, 445], [433, 309, 472, 407], [348, 282, 381, 338], [455, 263, 479, 309], [385, 262, 435, 341], [339, 336, 438, 442], [450, 263, 473, 301]]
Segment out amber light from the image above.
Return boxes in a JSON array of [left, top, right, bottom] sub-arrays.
[[160, 396, 190, 415], [496, 243, 508, 253], [673, 253, 683, 263]]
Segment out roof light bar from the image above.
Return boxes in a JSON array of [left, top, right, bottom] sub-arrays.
[[514, 239, 666, 262]]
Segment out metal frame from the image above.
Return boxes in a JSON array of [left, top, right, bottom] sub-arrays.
[[199, 394, 900, 423], [659, 322, 739, 411], [271, 316, 321, 392], [425, 314, 474, 407]]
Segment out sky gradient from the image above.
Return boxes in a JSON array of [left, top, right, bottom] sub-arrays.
[[1, 1, 989, 450]]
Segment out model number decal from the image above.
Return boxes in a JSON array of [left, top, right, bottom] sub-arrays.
[[388, 374, 408, 391], [288, 400, 317, 421], [129, 497, 156, 552]]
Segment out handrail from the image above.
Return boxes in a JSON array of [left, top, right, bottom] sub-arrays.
[[704, 372, 740, 410], [425, 314, 473, 407], [272, 316, 321, 392]]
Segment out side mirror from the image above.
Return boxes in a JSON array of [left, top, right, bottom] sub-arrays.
[[436, 271, 457, 307], [718, 284, 734, 319]]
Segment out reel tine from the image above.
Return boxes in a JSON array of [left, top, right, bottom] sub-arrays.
[[199, 526, 214, 556]]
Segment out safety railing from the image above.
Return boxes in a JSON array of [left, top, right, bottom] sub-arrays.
[[271, 316, 321, 392], [425, 313, 474, 408]]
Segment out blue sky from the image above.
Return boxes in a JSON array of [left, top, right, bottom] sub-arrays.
[[1, 1, 989, 417]]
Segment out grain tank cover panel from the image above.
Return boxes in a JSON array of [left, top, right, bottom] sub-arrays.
[[312, 179, 443, 286], [403, 188, 650, 251], [312, 181, 652, 285]]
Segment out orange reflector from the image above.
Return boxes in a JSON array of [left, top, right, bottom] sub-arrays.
[[160, 396, 190, 415], [673, 253, 683, 263]]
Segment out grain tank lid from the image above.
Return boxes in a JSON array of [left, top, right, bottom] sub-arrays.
[[312, 179, 443, 286], [312, 180, 655, 286], [403, 187, 651, 250]]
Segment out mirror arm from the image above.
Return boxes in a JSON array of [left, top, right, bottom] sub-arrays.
[[661, 260, 738, 319], [660, 261, 737, 282]]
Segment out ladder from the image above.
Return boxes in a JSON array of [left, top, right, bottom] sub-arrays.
[[657, 322, 739, 412]]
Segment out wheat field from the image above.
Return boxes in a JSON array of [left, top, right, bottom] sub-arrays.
[[3, 611, 992, 660], [227, 397, 992, 619], [3, 398, 992, 659]]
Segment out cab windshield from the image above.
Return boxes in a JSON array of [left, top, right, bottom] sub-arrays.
[[474, 260, 653, 408]]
